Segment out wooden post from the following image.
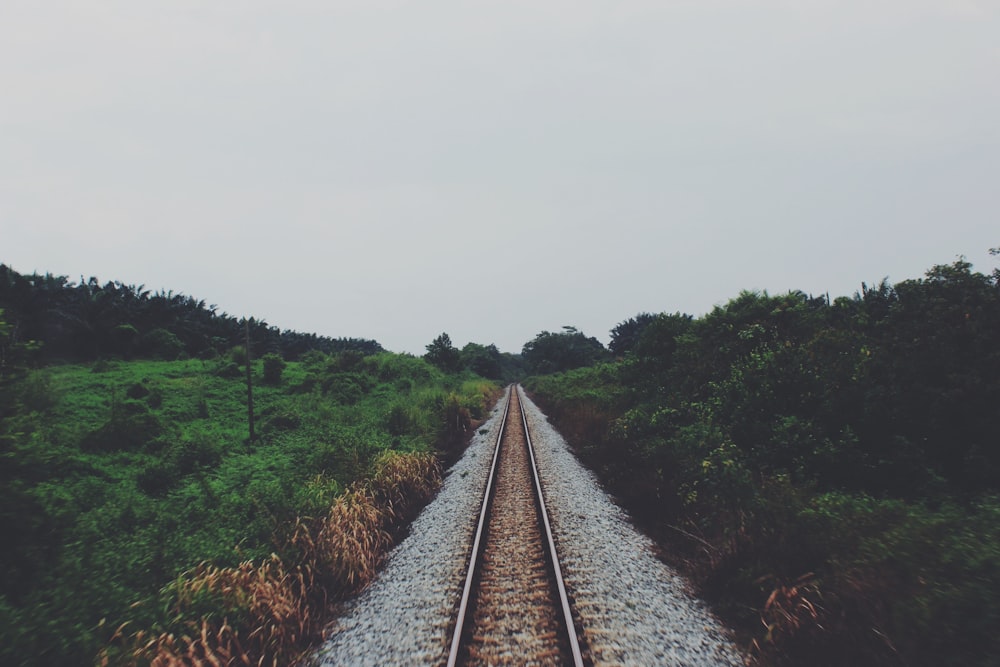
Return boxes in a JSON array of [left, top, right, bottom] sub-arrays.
[[245, 318, 255, 443]]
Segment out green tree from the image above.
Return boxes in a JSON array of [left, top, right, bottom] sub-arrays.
[[424, 333, 461, 372], [609, 313, 657, 356], [262, 353, 286, 385], [522, 326, 608, 375], [460, 342, 503, 379], [138, 328, 185, 360]]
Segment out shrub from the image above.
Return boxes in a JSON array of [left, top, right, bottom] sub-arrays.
[[112, 324, 138, 357], [214, 361, 242, 379], [145, 385, 164, 409], [18, 371, 58, 412], [262, 353, 286, 385], [333, 350, 364, 372], [299, 349, 328, 369], [91, 359, 114, 373], [170, 437, 222, 475], [321, 372, 373, 405], [263, 409, 301, 433], [386, 404, 411, 436], [81, 401, 164, 452], [125, 382, 149, 400], [230, 345, 248, 366], [137, 461, 177, 496], [139, 328, 185, 360]]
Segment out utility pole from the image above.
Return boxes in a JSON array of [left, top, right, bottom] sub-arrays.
[[245, 318, 255, 443]]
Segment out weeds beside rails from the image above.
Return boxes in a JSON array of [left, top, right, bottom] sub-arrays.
[[100, 451, 441, 666]]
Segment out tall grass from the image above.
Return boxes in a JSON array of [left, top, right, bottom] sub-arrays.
[[102, 451, 442, 666]]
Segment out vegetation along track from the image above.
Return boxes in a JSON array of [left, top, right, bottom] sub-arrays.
[[448, 385, 585, 667]]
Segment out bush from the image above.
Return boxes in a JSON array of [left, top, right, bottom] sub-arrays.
[[333, 350, 364, 372], [263, 409, 301, 432], [322, 372, 373, 405], [262, 353, 286, 385], [214, 361, 242, 379], [139, 328, 185, 360], [386, 404, 411, 436], [125, 382, 150, 400], [137, 461, 177, 496], [81, 401, 164, 452], [230, 345, 248, 366], [146, 385, 164, 409], [91, 359, 114, 373], [170, 437, 222, 475], [18, 371, 58, 412]]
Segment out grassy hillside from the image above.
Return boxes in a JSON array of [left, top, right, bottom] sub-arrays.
[[1, 350, 497, 665]]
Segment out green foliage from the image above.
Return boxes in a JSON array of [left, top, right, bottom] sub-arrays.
[[0, 264, 383, 364], [496, 350, 528, 383], [138, 328, 185, 360], [0, 352, 499, 666], [459, 342, 525, 383], [424, 332, 461, 372], [459, 342, 503, 379], [80, 398, 166, 452], [112, 324, 138, 356], [0, 307, 41, 383], [528, 256, 1000, 666], [363, 351, 436, 384], [522, 325, 609, 375], [17, 371, 59, 413], [609, 312, 658, 356], [261, 353, 286, 385], [230, 345, 248, 366]]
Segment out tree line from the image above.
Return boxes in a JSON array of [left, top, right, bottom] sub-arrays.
[[422, 325, 608, 382], [0, 264, 381, 369]]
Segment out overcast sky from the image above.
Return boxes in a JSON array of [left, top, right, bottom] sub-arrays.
[[2, 1, 998, 355]]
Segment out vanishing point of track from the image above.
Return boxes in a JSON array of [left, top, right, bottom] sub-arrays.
[[447, 385, 585, 667]]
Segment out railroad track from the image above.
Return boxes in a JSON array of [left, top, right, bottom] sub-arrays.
[[447, 385, 585, 667]]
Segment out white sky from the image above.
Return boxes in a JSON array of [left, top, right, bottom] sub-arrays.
[[2, 1, 998, 354]]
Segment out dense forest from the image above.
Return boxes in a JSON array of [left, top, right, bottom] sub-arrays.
[[0, 264, 382, 368], [0, 266, 501, 665], [525, 254, 1000, 666]]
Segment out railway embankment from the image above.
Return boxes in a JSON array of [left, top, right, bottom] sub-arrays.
[[310, 386, 742, 666]]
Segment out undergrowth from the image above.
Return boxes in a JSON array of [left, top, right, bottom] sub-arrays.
[[525, 260, 1000, 666], [0, 352, 497, 666], [100, 451, 441, 666]]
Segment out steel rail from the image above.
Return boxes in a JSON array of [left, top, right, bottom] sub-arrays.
[[446, 386, 511, 667], [518, 384, 585, 667], [446, 384, 584, 667]]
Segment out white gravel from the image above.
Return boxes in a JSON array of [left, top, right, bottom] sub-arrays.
[[308, 386, 745, 666], [518, 387, 744, 666], [308, 388, 511, 667]]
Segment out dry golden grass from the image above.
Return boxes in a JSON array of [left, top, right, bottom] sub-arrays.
[[310, 487, 389, 595], [753, 572, 822, 654], [101, 451, 443, 666], [104, 555, 311, 666], [368, 451, 441, 522]]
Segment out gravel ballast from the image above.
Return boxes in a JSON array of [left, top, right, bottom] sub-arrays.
[[308, 389, 511, 667], [309, 386, 744, 666], [518, 387, 743, 666]]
